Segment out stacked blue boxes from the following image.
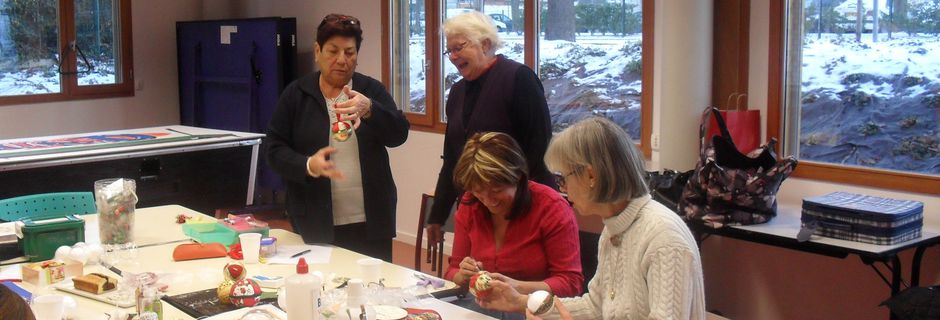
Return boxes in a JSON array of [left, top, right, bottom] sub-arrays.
[[801, 192, 924, 245]]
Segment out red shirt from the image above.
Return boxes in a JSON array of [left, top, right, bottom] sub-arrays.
[[445, 181, 584, 297]]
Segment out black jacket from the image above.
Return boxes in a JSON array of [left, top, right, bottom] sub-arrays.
[[265, 72, 409, 243], [428, 55, 555, 226]]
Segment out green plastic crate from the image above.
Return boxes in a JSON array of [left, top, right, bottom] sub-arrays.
[[20, 215, 85, 261]]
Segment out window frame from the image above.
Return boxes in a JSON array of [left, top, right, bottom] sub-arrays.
[[388, 0, 653, 157], [0, 0, 134, 106], [768, 0, 940, 195]]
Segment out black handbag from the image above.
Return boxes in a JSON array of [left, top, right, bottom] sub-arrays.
[[645, 169, 693, 212]]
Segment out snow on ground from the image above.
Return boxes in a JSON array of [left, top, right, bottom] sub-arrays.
[[0, 62, 116, 96], [799, 33, 940, 174]]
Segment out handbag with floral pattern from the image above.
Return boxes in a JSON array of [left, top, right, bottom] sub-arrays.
[[679, 107, 798, 228]]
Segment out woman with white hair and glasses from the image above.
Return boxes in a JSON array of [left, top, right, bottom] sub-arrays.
[[478, 117, 706, 320], [426, 11, 555, 247]]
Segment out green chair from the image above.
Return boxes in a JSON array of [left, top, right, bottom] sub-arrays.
[[0, 192, 97, 222]]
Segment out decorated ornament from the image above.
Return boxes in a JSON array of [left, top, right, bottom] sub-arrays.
[[223, 261, 246, 281], [469, 271, 494, 299], [527, 290, 556, 316], [229, 278, 263, 307], [217, 279, 235, 304], [332, 119, 353, 142]]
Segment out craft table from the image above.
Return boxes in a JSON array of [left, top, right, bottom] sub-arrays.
[[692, 205, 940, 320], [0, 126, 264, 215], [3, 205, 495, 319]]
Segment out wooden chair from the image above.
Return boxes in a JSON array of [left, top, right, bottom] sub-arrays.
[[415, 193, 445, 277], [0, 192, 96, 222]]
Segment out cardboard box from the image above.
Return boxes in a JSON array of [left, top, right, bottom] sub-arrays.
[[22, 259, 83, 286]]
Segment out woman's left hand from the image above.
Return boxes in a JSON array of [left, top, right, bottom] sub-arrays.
[[488, 273, 521, 292], [334, 85, 372, 123]]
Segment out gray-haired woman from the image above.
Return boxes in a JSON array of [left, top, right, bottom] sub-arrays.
[[426, 11, 555, 246], [479, 117, 706, 319]]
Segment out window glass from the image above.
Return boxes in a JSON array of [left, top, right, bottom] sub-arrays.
[[400, 0, 427, 114], [75, 0, 120, 86], [539, 0, 643, 138], [787, 0, 940, 174], [0, 0, 62, 95]]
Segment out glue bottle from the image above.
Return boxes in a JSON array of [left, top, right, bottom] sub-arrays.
[[285, 257, 322, 320]]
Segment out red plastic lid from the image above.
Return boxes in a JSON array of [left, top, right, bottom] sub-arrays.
[[296, 257, 308, 274]]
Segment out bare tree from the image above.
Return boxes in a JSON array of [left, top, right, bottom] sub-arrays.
[[873, 0, 880, 42], [545, 0, 576, 41], [856, 0, 863, 42]]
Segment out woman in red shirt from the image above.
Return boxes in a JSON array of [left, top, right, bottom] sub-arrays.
[[445, 132, 583, 319]]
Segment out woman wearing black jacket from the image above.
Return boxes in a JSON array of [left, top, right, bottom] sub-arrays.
[[266, 14, 409, 262]]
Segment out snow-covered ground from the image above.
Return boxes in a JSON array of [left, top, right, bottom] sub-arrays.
[[0, 61, 116, 96], [798, 33, 939, 174]]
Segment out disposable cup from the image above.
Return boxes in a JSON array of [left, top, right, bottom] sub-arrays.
[[357, 258, 382, 284], [239, 233, 262, 264], [31, 294, 65, 320]]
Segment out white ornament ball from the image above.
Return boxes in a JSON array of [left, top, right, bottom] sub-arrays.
[[54, 246, 72, 260], [86, 244, 104, 263], [62, 295, 77, 317], [68, 247, 89, 264], [527, 290, 555, 315], [72, 242, 87, 248]]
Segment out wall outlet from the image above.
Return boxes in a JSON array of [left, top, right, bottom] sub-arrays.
[[651, 133, 660, 150]]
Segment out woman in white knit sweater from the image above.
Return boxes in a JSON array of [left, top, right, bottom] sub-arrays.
[[479, 117, 706, 319]]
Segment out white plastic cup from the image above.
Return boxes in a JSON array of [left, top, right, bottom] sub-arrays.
[[31, 294, 65, 320], [357, 258, 382, 284], [346, 278, 366, 308], [239, 233, 262, 264]]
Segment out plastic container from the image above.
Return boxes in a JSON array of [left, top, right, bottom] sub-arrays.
[[260, 237, 277, 258], [94, 178, 138, 245], [285, 258, 321, 320], [20, 215, 85, 261], [181, 223, 238, 246]]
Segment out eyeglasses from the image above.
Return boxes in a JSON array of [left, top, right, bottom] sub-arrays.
[[443, 41, 471, 56], [552, 169, 579, 189]]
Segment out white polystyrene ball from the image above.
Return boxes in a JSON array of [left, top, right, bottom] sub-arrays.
[[68, 247, 89, 264], [55, 246, 72, 260], [527, 290, 553, 314], [86, 244, 104, 263], [72, 242, 86, 248], [62, 295, 77, 317]]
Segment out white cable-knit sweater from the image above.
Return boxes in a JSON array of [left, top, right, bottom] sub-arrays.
[[543, 195, 706, 320]]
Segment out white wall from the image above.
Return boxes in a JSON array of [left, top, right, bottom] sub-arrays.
[[651, 0, 713, 171], [0, 0, 203, 139]]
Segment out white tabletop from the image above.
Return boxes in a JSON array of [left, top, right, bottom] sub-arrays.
[[725, 205, 940, 257], [6, 205, 494, 320]]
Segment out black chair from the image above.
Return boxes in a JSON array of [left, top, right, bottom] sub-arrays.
[[577, 214, 604, 293], [415, 193, 445, 277]]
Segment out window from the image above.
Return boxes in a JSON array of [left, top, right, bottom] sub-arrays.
[[390, 0, 652, 155], [771, 0, 940, 194], [0, 0, 133, 105]]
